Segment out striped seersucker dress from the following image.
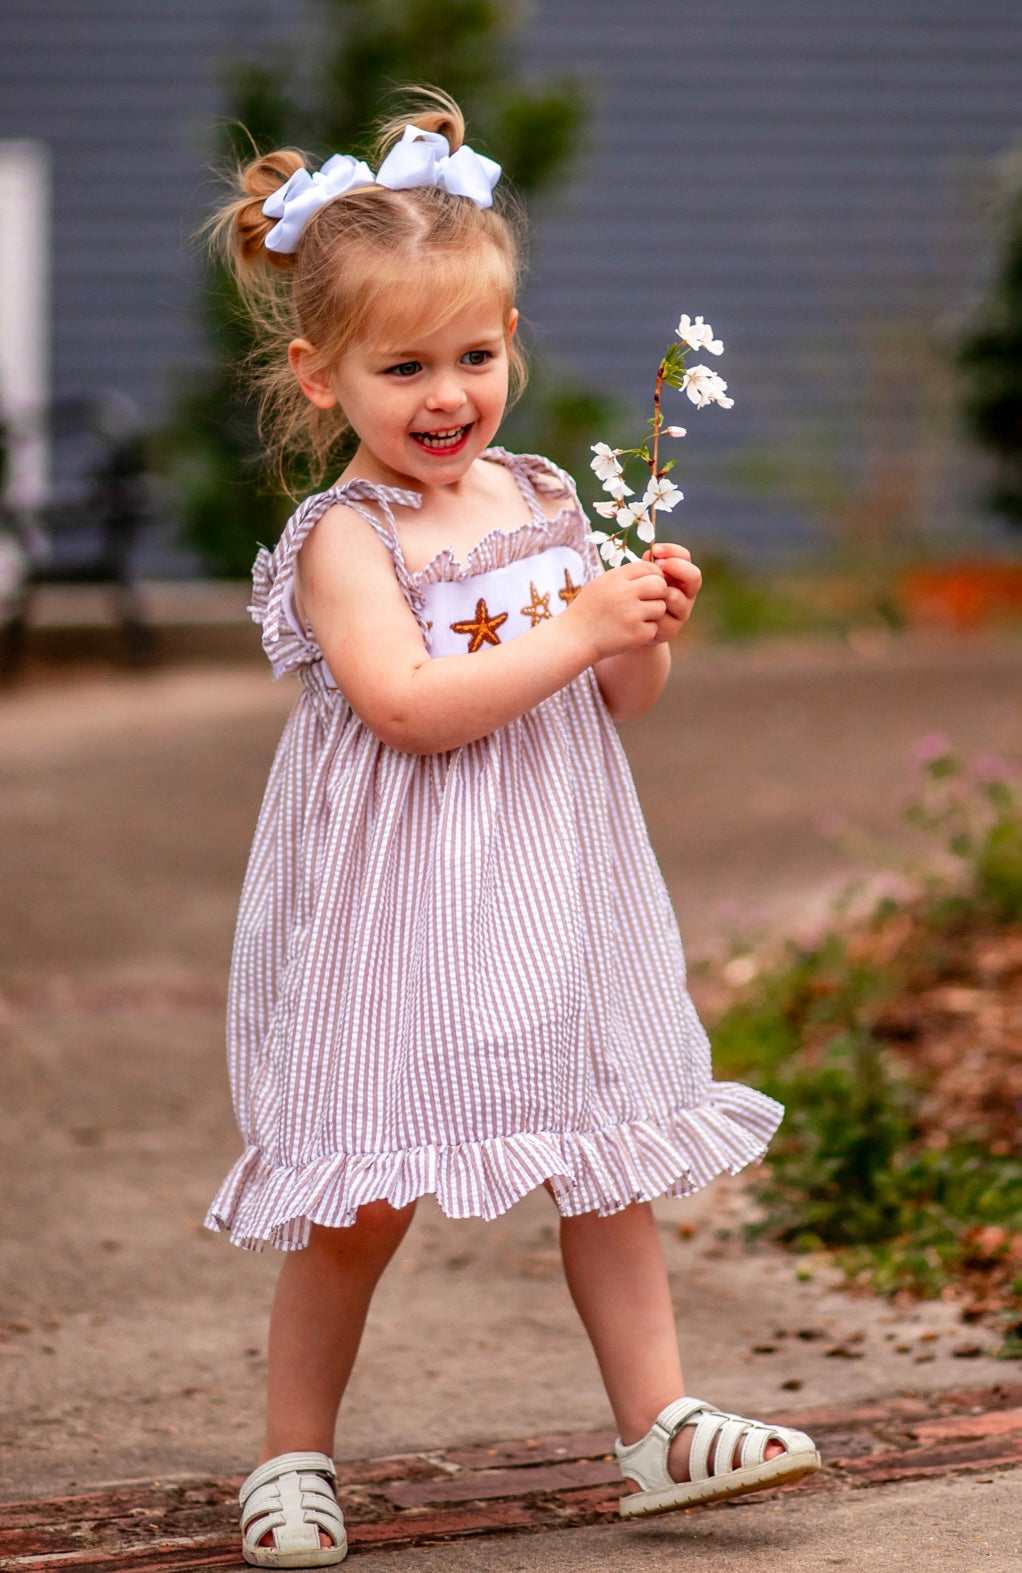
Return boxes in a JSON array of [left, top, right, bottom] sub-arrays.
[[205, 449, 782, 1251]]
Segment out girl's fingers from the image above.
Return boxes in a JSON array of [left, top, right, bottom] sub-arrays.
[[661, 559, 702, 596], [625, 558, 669, 579], [643, 544, 698, 588]]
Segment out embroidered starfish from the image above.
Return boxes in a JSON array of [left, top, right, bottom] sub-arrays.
[[520, 581, 552, 627], [450, 598, 508, 653], [558, 568, 582, 605]]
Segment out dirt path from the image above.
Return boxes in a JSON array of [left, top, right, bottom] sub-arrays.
[[1, 632, 1020, 1503]]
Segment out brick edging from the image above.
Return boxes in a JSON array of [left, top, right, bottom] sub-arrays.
[[2, 1382, 1020, 1570]]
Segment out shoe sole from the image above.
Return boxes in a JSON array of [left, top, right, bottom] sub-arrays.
[[619, 1450, 822, 1518], [242, 1535, 348, 1568]]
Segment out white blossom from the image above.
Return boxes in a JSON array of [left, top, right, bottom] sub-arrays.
[[643, 476, 684, 512], [617, 502, 653, 534], [676, 314, 723, 355], [681, 364, 734, 409], [590, 441, 624, 482], [592, 311, 737, 577]]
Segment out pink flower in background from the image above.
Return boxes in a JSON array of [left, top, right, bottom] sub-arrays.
[[912, 732, 952, 764], [972, 753, 1013, 783]]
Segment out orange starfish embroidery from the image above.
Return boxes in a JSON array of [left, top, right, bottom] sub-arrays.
[[520, 581, 552, 627], [558, 568, 582, 605], [450, 598, 508, 653]]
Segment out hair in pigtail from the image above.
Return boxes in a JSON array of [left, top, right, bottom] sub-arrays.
[[203, 148, 327, 484], [210, 149, 307, 276], [373, 88, 466, 167]]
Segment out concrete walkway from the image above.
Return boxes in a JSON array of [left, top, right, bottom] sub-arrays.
[[1, 630, 1021, 1568]]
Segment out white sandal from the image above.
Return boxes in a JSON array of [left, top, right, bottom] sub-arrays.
[[616, 1396, 821, 1517], [240, 1451, 347, 1567]]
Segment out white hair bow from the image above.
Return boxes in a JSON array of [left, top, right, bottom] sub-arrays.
[[375, 125, 501, 207], [263, 154, 375, 253], [261, 127, 501, 254]]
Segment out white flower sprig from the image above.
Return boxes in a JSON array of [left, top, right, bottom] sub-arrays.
[[589, 314, 734, 567]]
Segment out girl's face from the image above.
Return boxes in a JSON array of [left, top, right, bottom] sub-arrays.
[[291, 294, 517, 493]]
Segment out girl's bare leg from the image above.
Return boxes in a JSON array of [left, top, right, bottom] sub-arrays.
[[558, 1201, 782, 1489], [559, 1202, 684, 1444], [259, 1201, 417, 1462]]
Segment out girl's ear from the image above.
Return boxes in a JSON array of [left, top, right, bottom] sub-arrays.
[[507, 308, 519, 338], [288, 339, 337, 410]]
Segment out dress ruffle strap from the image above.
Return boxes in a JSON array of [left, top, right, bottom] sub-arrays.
[[249, 479, 421, 678]]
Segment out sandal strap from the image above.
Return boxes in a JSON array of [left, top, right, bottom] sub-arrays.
[[615, 1397, 816, 1493], [614, 1397, 704, 1492], [240, 1451, 344, 1557]]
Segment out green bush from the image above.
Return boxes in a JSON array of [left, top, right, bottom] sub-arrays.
[[958, 148, 1022, 527], [710, 747, 1022, 1348]]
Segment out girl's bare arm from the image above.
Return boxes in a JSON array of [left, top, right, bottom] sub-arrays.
[[297, 504, 668, 754]]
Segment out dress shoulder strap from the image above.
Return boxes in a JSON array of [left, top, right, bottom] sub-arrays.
[[249, 479, 422, 678], [516, 450, 577, 500], [483, 448, 599, 582]]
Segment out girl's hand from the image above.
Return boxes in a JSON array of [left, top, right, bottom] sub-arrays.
[[297, 502, 669, 754], [646, 541, 702, 642], [568, 560, 668, 661]]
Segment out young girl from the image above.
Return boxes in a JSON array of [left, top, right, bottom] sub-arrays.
[[205, 90, 821, 1568]]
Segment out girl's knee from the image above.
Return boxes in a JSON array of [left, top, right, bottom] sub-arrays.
[[559, 1200, 656, 1236], [356, 1197, 417, 1237], [308, 1199, 416, 1258]]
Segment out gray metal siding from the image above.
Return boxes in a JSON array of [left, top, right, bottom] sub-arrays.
[[0, 0, 301, 413], [2, 0, 1021, 553], [521, 0, 1022, 529]]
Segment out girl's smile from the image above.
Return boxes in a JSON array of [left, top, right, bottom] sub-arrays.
[[411, 423, 473, 454], [289, 298, 518, 494]]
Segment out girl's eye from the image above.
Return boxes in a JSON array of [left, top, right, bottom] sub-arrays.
[[462, 349, 491, 367], [387, 360, 421, 378]]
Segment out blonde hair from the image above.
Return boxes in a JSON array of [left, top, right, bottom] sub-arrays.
[[209, 89, 527, 481]]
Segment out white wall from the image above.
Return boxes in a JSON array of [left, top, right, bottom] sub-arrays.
[[0, 138, 51, 509]]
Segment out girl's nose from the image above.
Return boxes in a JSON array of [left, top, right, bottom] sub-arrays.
[[424, 372, 467, 412]]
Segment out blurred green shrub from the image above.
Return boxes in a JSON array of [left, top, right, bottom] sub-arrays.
[[958, 146, 1022, 528], [689, 552, 907, 642], [710, 747, 1022, 1346]]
